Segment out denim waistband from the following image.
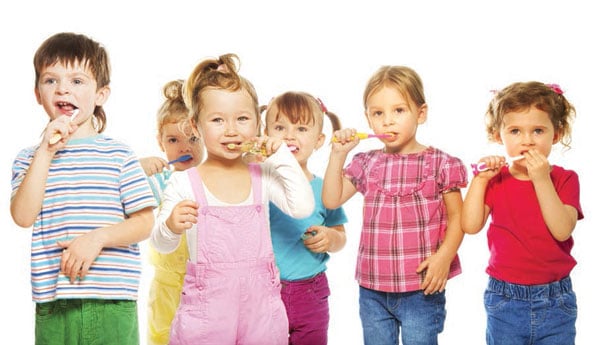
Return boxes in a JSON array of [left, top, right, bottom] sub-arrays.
[[487, 276, 573, 300]]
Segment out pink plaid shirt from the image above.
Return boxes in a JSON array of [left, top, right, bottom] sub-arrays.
[[345, 147, 467, 292]]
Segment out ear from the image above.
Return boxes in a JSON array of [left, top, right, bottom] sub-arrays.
[[315, 133, 326, 150], [417, 103, 428, 124], [365, 110, 374, 129], [34, 86, 42, 105], [95, 85, 111, 106], [156, 133, 165, 152], [552, 129, 562, 144], [493, 131, 503, 144]]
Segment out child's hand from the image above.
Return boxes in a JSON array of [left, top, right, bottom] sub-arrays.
[[522, 149, 551, 181], [45, 115, 78, 148], [165, 200, 199, 234], [246, 135, 283, 162], [140, 156, 168, 176], [302, 225, 338, 253], [474, 155, 506, 179], [331, 128, 360, 154], [416, 252, 451, 295], [57, 232, 103, 284]]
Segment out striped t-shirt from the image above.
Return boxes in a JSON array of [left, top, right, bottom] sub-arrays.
[[11, 135, 157, 303]]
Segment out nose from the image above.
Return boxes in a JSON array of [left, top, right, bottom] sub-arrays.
[[56, 79, 70, 94], [382, 112, 395, 126]]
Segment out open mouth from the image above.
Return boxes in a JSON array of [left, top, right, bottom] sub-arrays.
[[56, 102, 78, 116], [287, 145, 299, 153]]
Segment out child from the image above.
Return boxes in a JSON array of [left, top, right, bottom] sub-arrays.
[[322, 65, 467, 345], [10, 32, 157, 344], [150, 54, 315, 345], [263, 91, 348, 345], [461, 81, 583, 345], [140, 80, 204, 345]]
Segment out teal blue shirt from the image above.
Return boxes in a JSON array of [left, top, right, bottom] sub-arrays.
[[269, 176, 347, 281]]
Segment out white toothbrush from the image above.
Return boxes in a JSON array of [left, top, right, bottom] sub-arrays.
[[471, 155, 524, 175], [49, 109, 79, 145]]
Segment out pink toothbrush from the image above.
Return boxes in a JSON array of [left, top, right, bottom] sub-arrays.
[[471, 155, 525, 175]]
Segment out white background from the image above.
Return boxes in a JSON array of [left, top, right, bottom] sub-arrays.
[[1, 1, 597, 344]]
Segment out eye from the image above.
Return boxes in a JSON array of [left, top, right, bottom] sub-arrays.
[[394, 107, 405, 114], [238, 115, 250, 122], [167, 137, 178, 144], [189, 136, 200, 144], [73, 78, 83, 85], [211, 117, 224, 124], [509, 128, 520, 135], [274, 125, 285, 131], [534, 128, 544, 135], [42, 77, 57, 85], [297, 126, 309, 132], [370, 110, 383, 117]]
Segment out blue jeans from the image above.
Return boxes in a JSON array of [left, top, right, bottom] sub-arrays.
[[485, 276, 577, 345], [359, 286, 446, 345]]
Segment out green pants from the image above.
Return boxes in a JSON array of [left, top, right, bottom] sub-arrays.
[[35, 299, 139, 345]]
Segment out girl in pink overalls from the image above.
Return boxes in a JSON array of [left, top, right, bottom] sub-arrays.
[[150, 53, 315, 345]]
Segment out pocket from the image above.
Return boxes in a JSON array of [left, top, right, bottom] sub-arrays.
[[484, 289, 510, 311], [558, 290, 578, 317]]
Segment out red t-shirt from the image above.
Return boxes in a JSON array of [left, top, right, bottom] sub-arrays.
[[484, 165, 583, 285]]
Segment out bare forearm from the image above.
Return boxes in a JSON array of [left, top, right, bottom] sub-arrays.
[[94, 208, 155, 247], [327, 225, 347, 253], [322, 151, 348, 209], [10, 149, 54, 227], [534, 179, 577, 241], [461, 177, 489, 234]]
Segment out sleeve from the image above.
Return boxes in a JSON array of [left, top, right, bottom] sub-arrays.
[[556, 169, 584, 220], [120, 151, 158, 215], [10, 147, 35, 199], [439, 153, 468, 192], [324, 206, 348, 227], [262, 145, 314, 218], [149, 172, 188, 253], [343, 152, 368, 194]]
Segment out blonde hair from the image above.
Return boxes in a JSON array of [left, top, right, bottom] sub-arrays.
[[485, 81, 576, 148], [264, 91, 341, 133], [156, 79, 193, 137], [183, 53, 259, 131], [363, 65, 426, 112]]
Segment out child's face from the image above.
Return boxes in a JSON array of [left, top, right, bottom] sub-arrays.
[[265, 111, 324, 168], [197, 88, 259, 160], [35, 61, 109, 132], [365, 85, 426, 154], [158, 121, 204, 171], [496, 106, 558, 164]]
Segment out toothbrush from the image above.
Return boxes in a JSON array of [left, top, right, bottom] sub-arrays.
[[227, 142, 268, 156], [331, 132, 391, 143], [300, 230, 318, 240], [471, 155, 525, 175], [168, 154, 192, 165], [49, 109, 79, 145]]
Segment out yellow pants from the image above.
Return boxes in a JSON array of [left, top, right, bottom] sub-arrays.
[[147, 234, 188, 345]]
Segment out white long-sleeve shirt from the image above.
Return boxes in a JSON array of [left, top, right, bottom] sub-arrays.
[[150, 146, 314, 261]]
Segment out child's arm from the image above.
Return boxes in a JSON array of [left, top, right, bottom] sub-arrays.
[[303, 224, 347, 253], [57, 207, 155, 283], [10, 141, 64, 228], [264, 142, 315, 218], [526, 150, 578, 241], [461, 155, 502, 234], [322, 128, 360, 209], [417, 190, 464, 294], [140, 156, 168, 176]]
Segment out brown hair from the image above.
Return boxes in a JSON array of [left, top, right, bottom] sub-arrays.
[[485, 81, 576, 148], [363, 65, 426, 113], [264, 91, 341, 133], [34, 32, 110, 133]]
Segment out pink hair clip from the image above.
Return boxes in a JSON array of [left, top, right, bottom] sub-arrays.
[[546, 83, 564, 95], [316, 98, 328, 113]]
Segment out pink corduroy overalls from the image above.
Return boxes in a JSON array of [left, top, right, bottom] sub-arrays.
[[169, 166, 288, 345]]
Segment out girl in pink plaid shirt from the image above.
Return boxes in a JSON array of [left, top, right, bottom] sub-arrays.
[[323, 65, 467, 345]]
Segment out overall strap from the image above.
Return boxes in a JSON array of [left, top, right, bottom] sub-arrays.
[[186, 168, 207, 206], [248, 163, 262, 205]]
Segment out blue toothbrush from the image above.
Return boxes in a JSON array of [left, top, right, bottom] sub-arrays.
[[168, 154, 192, 165]]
